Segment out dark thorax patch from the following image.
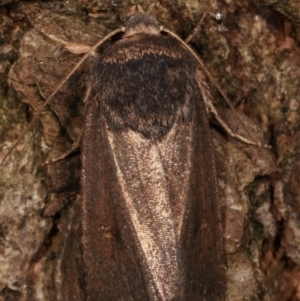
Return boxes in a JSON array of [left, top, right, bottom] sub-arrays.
[[90, 34, 200, 139]]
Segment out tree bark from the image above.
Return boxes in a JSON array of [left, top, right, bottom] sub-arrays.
[[0, 0, 299, 300]]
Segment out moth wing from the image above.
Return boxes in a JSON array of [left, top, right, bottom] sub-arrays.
[[81, 103, 148, 300], [181, 70, 226, 300], [80, 71, 225, 300], [82, 100, 184, 300]]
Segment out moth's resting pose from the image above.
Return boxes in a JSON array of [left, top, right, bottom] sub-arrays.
[[63, 12, 226, 301]]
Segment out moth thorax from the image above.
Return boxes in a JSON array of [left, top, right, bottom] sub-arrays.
[[124, 12, 161, 37]]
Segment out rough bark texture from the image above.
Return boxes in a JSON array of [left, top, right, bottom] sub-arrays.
[[0, 0, 299, 300]]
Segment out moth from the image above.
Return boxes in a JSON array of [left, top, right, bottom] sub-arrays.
[[74, 11, 227, 301]]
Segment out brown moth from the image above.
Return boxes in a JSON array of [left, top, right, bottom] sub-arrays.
[[78, 11, 226, 301], [28, 9, 227, 301]]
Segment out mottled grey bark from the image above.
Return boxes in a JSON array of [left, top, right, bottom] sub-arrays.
[[0, 0, 299, 300]]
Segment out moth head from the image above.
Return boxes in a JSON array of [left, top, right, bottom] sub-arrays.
[[124, 12, 161, 37]]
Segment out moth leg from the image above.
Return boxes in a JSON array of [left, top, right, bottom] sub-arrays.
[[184, 10, 227, 44], [204, 98, 271, 148], [33, 81, 82, 166], [193, 69, 271, 149], [42, 132, 82, 166], [22, 5, 93, 55]]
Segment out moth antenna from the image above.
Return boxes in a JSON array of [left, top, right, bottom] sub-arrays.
[[1, 27, 124, 166], [162, 26, 271, 149], [185, 12, 208, 44]]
